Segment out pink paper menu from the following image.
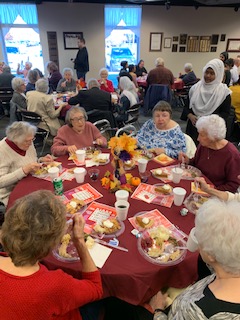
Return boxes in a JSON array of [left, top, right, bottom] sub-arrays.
[[131, 183, 174, 208]]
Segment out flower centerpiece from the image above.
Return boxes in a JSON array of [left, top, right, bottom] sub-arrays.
[[101, 133, 138, 192]]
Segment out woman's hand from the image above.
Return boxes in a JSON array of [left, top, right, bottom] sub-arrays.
[[22, 162, 42, 175], [72, 215, 85, 243], [68, 145, 77, 154], [40, 154, 54, 163], [178, 151, 189, 164], [149, 291, 168, 311], [95, 138, 105, 146], [188, 113, 198, 126], [61, 81, 67, 88], [154, 148, 165, 155], [195, 177, 210, 193]]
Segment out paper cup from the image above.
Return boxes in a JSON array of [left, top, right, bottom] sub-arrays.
[[115, 200, 130, 221], [74, 167, 86, 183], [76, 149, 86, 163], [173, 187, 187, 206], [48, 167, 59, 180], [171, 167, 183, 184], [138, 158, 148, 173], [115, 190, 129, 202], [187, 227, 198, 252]]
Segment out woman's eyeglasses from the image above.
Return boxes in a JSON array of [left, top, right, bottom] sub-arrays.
[[23, 137, 36, 144], [70, 117, 85, 122]]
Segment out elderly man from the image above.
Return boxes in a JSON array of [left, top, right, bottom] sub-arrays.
[[0, 66, 15, 88], [179, 63, 197, 85], [147, 57, 174, 88], [68, 78, 116, 127]]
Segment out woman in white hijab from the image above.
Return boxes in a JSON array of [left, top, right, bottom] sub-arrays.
[[115, 76, 138, 125], [185, 58, 231, 144]]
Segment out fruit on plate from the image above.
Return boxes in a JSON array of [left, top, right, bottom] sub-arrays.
[[155, 184, 172, 195], [66, 199, 85, 215], [93, 218, 121, 234], [58, 233, 71, 258], [131, 177, 141, 186], [154, 169, 168, 178], [136, 216, 154, 229], [34, 162, 61, 175]]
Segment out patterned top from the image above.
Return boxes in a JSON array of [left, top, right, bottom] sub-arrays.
[[154, 274, 240, 320], [136, 119, 186, 159]]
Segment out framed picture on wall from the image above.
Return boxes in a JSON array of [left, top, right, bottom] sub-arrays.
[[199, 36, 211, 52], [164, 37, 172, 48], [226, 38, 240, 52], [211, 46, 217, 52], [173, 36, 179, 42], [63, 32, 83, 49], [179, 46, 186, 52], [220, 34, 226, 42], [149, 32, 163, 51], [172, 44, 178, 52], [180, 34, 187, 45], [211, 34, 219, 45], [187, 36, 199, 52]]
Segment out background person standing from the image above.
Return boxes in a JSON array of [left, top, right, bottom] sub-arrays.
[[74, 38, 89, 80]]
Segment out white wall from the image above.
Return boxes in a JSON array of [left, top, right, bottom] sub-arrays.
[[1, 3, 240, 80]]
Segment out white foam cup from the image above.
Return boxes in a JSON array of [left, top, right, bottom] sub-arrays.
[[138, 158, 148, 173], [173, 187, 187, 206], [115, 190, 129, 202], [48, 167, 59, 180], [187, 227, 199, 252], [171, 167, 183, 184], [74, 167, 86, 183], [115, 200, 130, 221], [76, 149, 86, 163]]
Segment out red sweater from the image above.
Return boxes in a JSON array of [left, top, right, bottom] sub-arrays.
[[190, 142, 240, 193], [98, 79, 114, 93], [0, 264, 102, 320], [51, 122, 107, 156]]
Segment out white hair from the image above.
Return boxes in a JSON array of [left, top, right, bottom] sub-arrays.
[[196, 114, 226, 141], [99, 68, 108, 76], [195, 198, 240, 275], [184, 63, 193, 71], [6, 121, 37, 144], [11, 77, 25, 91], [25, 61, 32, 68], [65, 106, 88, 127], [87, 78, 99, 89], [62, 68, 73, 76], [35, 78, 49, 94], [155, 57, 164, 67]]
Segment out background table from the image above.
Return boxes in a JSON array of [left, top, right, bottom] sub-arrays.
[[8, 153, 198, 305]]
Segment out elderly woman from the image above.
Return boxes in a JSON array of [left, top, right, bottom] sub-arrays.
[[56, 67, 76, 93], [184, 58, 231, 144], [27, 78, 64, 136], [98, 68, 114, 93], [17, 61, 32, 79], [180, 114, 240, 193], [179, 62, 197, 85], [137, 101, 186, 158], [135, 60, 147, 77], [0, 122, 53, 206], [46, 61, 62, 92], [51, 106, 107, 156], [116, 76, 138, 125], [11, 77, 27, 111], [25, 69, 40, 92], [0, 190, 103, 319]]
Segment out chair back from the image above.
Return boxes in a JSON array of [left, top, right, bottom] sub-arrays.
[[21, 111, 42, 126], [0, 87, 13, 115], [143, 84, 172, 114], [9, 101, 22, 124], [93, 119, 117, 141], [116, 124, 137, 137], [184, 133, 196, 158]]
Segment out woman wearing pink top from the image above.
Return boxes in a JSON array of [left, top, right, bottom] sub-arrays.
[[51, 106, 107, 156]]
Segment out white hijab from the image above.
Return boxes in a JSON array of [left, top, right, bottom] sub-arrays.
[[119, 76, 138, 107], [189, 58, 231, 116]]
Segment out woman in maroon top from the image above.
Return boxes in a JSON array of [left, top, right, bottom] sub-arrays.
[[0, 190, 103, 320], [47, 61, 62, 92], [180, 114, 240, 193]]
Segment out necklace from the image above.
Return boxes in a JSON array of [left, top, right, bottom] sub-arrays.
[[207, 148, 211, 160]]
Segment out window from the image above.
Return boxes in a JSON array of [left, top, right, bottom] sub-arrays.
[[105, 5, 141, 87], [0, 4, 44, 75]]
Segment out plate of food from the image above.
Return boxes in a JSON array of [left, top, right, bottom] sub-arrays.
[[153, 154, 175, 166], [123, 159, 136, 170], [182, 165, 202, 180], [183, 192, 210, 214], [92, 218, 125, 238], [138, 226, 187, 266], [33, 161, 62, 177], [134, 212, 154, 230], [85, 147, 101, 159], [151, 168, 170, 180], [65, 198, 87, 217], [153, 183, 173, 196], [93, 153, 110, 165]]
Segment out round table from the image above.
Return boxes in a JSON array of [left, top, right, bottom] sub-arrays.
[[8, 152, 198, 305]]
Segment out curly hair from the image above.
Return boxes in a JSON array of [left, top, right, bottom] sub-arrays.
[[1, 190, 66, 267]]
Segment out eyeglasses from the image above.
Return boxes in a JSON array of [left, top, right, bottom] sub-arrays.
[[23, 137, 36, 144], [70, 117, 85, 122]]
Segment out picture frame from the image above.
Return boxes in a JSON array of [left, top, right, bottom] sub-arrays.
[[210, 46, 217, 52], [199, 36, 211, 52], [211, 34, 219, 45], [226, 38, 240, 52], [149, 32, 163, 51], [220, 34, 226, 42], [63, 32, 83, 49], [173, 36, 179, 42], [180, 34, 187, 45], [164, 37, 172, 48], [187, 36, 199, 52], [179, 46, 186, 52], [172, 44, 178, 52]]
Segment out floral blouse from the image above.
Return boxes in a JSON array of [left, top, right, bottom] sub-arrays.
[[136, 119, 186, 159]]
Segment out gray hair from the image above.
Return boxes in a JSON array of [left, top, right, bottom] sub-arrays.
[[184, 63, 193, 71], [155, 57, 164, 67], [99, 68, 108, 76], [3, 66, 11, 73], [65, 106, 88, 127], [27, 69, 39, 84], [153, 101, 172, 116], [35, 78, 49, 94], [62, 68, 73, 77], [196, 114, 226, 141], [6, 121, 37, 144], [11, 77, 25, 91], [195, 198, 240, 275], [25, 62, 32, 68], [87, 78, 99, 89]]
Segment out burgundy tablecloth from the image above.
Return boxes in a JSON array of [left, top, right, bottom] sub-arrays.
[[8, 153, 198, 305]]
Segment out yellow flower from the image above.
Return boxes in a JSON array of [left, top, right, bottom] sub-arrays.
[[108, 133, 137, 158]]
